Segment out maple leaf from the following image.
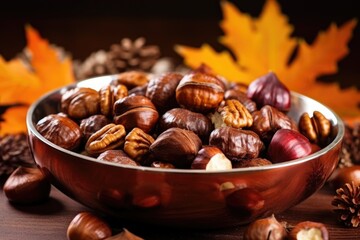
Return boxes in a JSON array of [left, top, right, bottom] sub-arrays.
[[175, 0, 359, 117], [0, 26, 75, 135]]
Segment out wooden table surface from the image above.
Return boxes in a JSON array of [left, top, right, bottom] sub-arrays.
[[0, 183, 359, 240]]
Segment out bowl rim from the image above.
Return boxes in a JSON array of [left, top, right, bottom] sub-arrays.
[[26, 75, 345, 174]]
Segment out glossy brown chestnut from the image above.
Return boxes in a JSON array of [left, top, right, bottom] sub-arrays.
[[61, 87, 100, 119], [328, 166, 360, 190], [145, 72, 183, 112], [191, 146, 232, 170], [149, 127, 202, 168], [159, 108, 214, 142], [36, 114, 82, 150], [209, 127, 264, 160], [289, 221, 329, 240], [247, 71, 291, 112], [113, 95, 159, 133], [251, 105, 298, 142], [176, 72, 225, 113], [80, 115, 110, 141], [4, 166, 51, 204], [67, 212, 112, 240]]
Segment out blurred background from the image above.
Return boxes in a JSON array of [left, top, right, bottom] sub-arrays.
[[0, 0, 359, 87]]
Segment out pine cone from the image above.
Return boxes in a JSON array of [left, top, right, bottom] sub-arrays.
[[75, 50, 109, 80], [0, 133, 36, 177], [75, 38, 161, 80], [107, 37, 160, 73], [332, 182, 360, 227]]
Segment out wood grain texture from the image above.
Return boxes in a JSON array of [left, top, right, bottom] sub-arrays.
[[0, 184, 359, 240]]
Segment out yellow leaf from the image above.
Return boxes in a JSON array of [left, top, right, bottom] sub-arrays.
[[0, 105, 28, 135], [175, 0, 359, 118], [175, 44, 251, 83]]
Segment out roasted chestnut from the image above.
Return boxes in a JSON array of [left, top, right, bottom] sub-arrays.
[[113, 95, 159, 133], [159, 108, 213, 142], [209, 126, 264, 160], [176, 72, 225, 113], [149, 127, 202, 168], [36, 114, 82, 150], [145, 72, 183, 112]]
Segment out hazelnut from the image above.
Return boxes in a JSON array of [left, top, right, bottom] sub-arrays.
[[149, 127, 202, 168], [289, 221, 329, 240], [36, 114, 82, 150], [176, 72, 225, 113], [191, 146, 232, 171], [67, 212, 112, 240], [113, 95, 159, 133], [4, 166, 51, 204], [243, 215, 287, 240]]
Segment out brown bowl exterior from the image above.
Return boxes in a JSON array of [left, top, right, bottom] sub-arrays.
[[26, 75, 344, 228]]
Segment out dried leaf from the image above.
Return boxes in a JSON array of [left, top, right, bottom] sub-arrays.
[[175, 0, 359, 117], [0, 26, 75, 135]]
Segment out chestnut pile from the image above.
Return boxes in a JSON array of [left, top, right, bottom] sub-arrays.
[[36, 66, 333, 170]]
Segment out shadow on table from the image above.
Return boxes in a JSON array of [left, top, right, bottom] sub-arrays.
[[8, 196, 65, 215]]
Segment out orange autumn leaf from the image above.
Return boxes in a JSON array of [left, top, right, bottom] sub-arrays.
[[0, 105, 29, 134], [0, 26, 75, 135], [175, 44, 247, 81], [25, 25, 75, 94], [175, 0, 359, 117]]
